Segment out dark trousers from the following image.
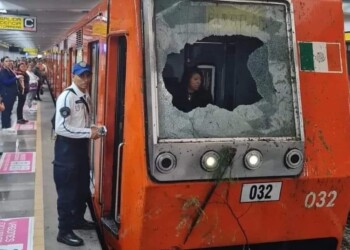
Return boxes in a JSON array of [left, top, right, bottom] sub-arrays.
[[53, 136, 90, 232], [36, 81, 42, 99], [16, 93, 27, 120], [1, 92, 17, 128]]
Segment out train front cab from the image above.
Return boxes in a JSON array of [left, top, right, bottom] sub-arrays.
[[98, 0, 350, 249]]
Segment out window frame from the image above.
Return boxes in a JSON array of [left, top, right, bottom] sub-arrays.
[[143, 0, 303, 144]]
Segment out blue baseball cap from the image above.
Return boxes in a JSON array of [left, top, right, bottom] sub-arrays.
[[72, 61, 92, 76]]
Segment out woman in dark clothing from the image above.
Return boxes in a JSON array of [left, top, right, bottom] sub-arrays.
[[172, 67, 212, 112], [0, 56, 22, 129], [16, 62, 29, 124]]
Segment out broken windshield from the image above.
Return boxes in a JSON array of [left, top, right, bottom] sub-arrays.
[[154, 0, 298, 139]]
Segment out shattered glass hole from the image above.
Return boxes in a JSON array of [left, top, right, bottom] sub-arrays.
[[163, 35, 264, 112]]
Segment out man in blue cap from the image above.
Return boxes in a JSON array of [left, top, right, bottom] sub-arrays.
[[53, 61, 105, 246]]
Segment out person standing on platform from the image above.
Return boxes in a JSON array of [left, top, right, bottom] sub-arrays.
[[53, 61, 106, 247], [41, 59, 48, 85], [26, 62, 39, 110], [0, 56, 23, 131], [33, 61, 43, 101], [16, 62, 29, 124]]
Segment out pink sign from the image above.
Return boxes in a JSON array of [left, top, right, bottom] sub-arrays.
[[0, 217, 34, 250], [0, 152, 36, 174], [15, 121, 36, 131]]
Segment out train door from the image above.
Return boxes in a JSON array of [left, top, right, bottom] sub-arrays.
[[68, 48, 73, 85], [63, 51, 68, 88], [345, 32, 350, 76], [101, 35, 127, 230], [53, 53, 58, 97], [89, 41, 100, 183], [59, 51, 64, 94], [72, 49, 76, 65]]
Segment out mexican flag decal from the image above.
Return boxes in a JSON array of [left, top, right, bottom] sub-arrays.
[[299, 42, 342, 73]]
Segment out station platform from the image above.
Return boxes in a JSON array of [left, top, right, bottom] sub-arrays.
[[0, 87, 102, 250]]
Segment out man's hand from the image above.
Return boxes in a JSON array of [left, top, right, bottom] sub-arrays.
[[91, 127, 102, 140], [16, 75, 24, 79]]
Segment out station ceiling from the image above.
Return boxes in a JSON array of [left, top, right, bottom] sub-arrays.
[[0, 0, 350, 54], [0, 0, 99, 53], [344, 0, 350, 16]]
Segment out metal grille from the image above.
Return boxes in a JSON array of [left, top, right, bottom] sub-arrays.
[[76, 30, 83, 48]]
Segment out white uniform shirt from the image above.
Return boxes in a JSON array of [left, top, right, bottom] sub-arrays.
[[55, 83, 92, 139]]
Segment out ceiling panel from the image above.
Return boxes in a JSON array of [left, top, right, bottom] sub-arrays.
[[0, 0, 349, 53], [0, 0, 100, 52]]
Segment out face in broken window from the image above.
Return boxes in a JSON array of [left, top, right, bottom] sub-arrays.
[[155, 0, 297, 139]]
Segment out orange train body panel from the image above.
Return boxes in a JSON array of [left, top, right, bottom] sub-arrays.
[[137, 179, 350, 249], [46, 0, 350, 249]]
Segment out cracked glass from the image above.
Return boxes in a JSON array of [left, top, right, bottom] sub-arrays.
[[154, 0, 297, 139]]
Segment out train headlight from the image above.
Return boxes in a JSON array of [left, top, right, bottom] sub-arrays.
[[285, 149, 303, 169], [156, 152, 176, 173], [201, 151, 220, 172], [244, 150, 263, 170]]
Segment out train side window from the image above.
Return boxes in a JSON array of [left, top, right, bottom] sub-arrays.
[[63, 51, 68, 85], [155, 1, 298, 139], [89, 42, 100, 124], [112, 36, 127, 224], [75, 48, 83, 63], [89, 41, 100, 184], [346, 42, 350, 75]]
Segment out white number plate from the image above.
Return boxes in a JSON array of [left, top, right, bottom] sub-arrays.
[[240, 182, 282, 203]]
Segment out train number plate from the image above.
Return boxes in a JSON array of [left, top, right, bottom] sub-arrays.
[[240, 182, 282, 203]]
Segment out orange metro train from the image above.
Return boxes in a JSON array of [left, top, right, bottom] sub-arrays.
[[46, 0, 350, 249]]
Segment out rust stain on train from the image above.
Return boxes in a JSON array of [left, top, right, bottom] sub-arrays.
[[318, 130, 331, 151]]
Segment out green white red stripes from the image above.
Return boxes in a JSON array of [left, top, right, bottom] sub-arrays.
[[299, 42, 342, 73]]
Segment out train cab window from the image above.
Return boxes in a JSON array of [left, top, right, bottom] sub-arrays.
[[154, 0, 299, 139], [89, 42, 100, 183], [75, 48, 83, 63]]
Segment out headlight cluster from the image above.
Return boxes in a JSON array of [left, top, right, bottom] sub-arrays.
[[155, 148, 303, 174]]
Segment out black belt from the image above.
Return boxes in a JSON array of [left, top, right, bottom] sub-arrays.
[[56, 135, 89, 144]]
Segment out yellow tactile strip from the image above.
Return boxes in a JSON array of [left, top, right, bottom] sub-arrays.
[[33, 102, 45, 249]]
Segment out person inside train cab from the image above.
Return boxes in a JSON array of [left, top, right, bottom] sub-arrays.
[[53, 61, 105, 247], [172, 67, 212, 112]]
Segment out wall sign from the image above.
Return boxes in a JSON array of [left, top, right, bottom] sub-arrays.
[[0, 15, 37, 32]]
